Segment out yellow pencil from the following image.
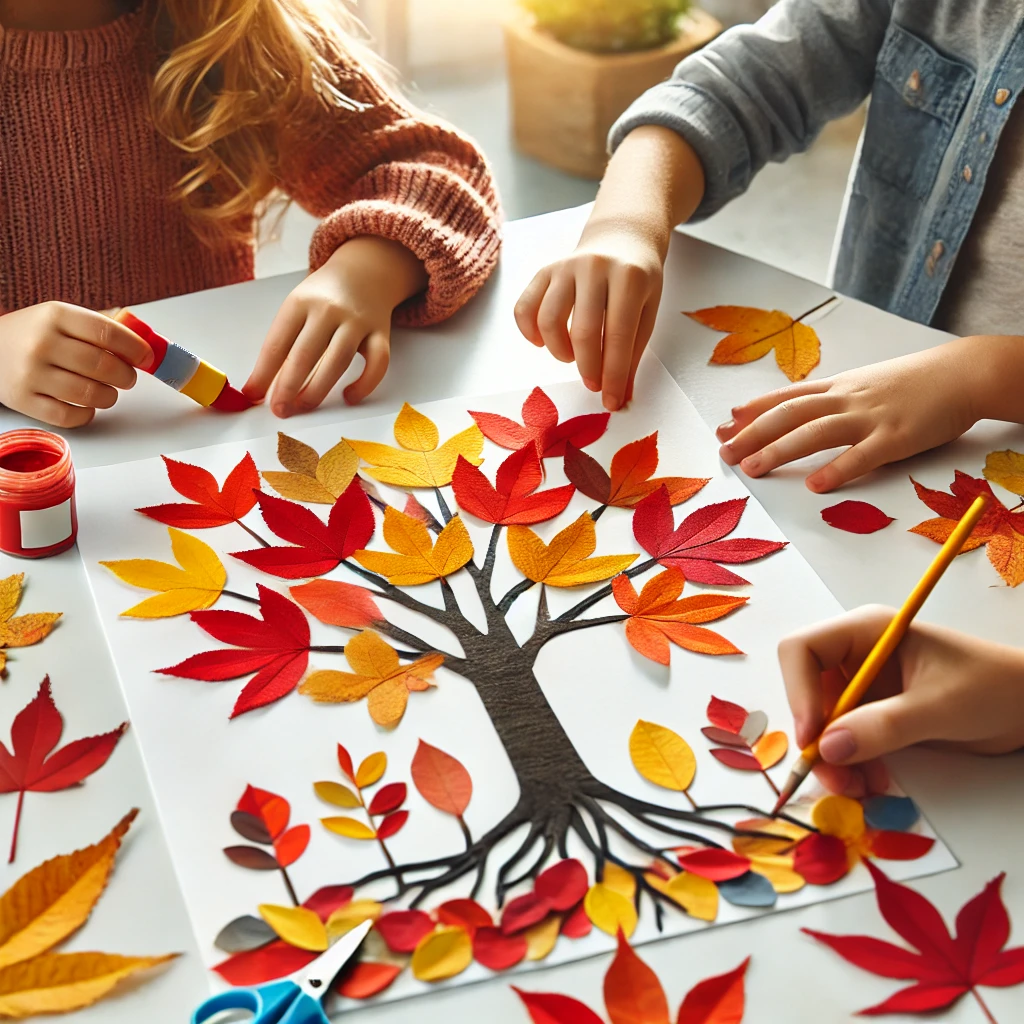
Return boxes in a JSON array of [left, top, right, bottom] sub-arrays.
[[772, 492, 990, 814]]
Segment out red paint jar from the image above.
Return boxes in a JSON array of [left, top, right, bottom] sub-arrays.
[[0, 430, 77, 558]]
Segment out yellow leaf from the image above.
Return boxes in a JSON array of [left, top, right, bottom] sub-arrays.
[[811, 795, 865, 843], [100, 528, 225, 618], [258, 905, 328, 952], [0, 575, 24, 624], [749, 855, 805, 894], [524, 914, 561, 962], [321, 816, 377, 840], [355, 509, 473, 586], [601, 862, 637, 903], [367, 676, 411, 729], [583, 883, 637, 938], [326, 900, 382, 941], [263, 435, 359, 504], [984, 449, 1024, 497], [0, 574, 60, 660], [663, 871, 718, 921], [0, 812, 136, 971], [732, 818, 808, 859], [277, 432, 321, 475], [507, 513, 636, 588], [261, 471, 337, 504], [0, 952, 175, 1019], [299, 670, 378, 703], [752, 731, 788, 770], [356, 751, 388, 788], [411, 926, 473, 982], [987, 527, 1024, 588], [629, 720, 696, 793], [394, 403, 440, 452], [316, 441, 360, 496], [313, 781, 361, 809]]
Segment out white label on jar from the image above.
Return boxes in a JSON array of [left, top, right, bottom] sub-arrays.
[[20, 500, 73, 550]]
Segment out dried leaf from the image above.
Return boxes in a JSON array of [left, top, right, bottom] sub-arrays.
[[752, 732, 788, 770], [502, 893, 551, 936], [820, 501, 894, 535], [677, 956, 749, 1024], [321, 816, 377, 841], [290, 580, 383, 630], [514, 987, 604, 1024], [629, 720, 696, 792], [410, 926, 473, 982], [983, 449, 1024, 497], [411, 740, 472, 817], [0, 575, 60, 674], [508, 513, 636, 587], [368, 782, 407, 816], [262, 434, 359, 504], [603, 929, 670, 1024], [258, 905, 328, 952], [356, 752, 387, 789], [662, 872, 719, 921], [583, 884, 637, 938], [314, 781, 361, 809], [354, 507, 473, 585], [138, 453, 259, 528]]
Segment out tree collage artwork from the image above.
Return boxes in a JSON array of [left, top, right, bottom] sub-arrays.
[[75, 369, 956, 1014]]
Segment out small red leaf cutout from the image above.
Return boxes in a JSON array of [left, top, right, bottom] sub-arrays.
[[376, 810, 409, 839], [376, 910, 435, 953], [473, 926, 528, 971], [677, 955, 749, 1023], [214, 940, 317, 985], [821, 500, 894, 534], [793, 833, 849, 886], [437, 899, 493, 936], [706, 697, 747, 733], [273, 824, 310, 868], [411, 739, 472, 818], [513, 987, 604, 1024], [535, 859, 589, 913], [501, 892, 551, 935], [335, 961, 403, 999], [868, 831, 936, 861], [677, 849, 751, 882], [710, 748, 763, 772], [560, 902, 592, 939], [138, 453, 259, 528], [368, 782, 407, 816]]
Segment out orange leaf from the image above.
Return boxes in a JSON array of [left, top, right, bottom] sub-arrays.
[[909, 517, 991, 552], [607, 433, 709, 508], [602, 930, 670, 1024], [354, 508, 473, 586], [0, 574, 61, 677], [687, 305, 822, 382], [986, 526, 1024, 587], [411, 740, 472, 817], [677, 956, 749, 1024], [752, 731, 788, 770], [508, 514, 636, 587]]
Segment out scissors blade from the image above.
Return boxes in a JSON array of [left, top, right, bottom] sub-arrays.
[[295, 919, 374, 1000]]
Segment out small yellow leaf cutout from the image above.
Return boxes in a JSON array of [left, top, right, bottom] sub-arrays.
[[812, 794, 865, 844], [100, 528, 226, 618], [411, 926, 473, 982], [313, 781, 361, 809], [347, 406, 484, 488], [326, 900, 382, 941], [507, 513, 636, 587], [629, 720, 696, 793], [752, 731, 788, 770], [601, 862, 637, 903], [583, 883, 637, 938], [321, 816, 377, 840], [354, 508, 473, 586], [984, 449, 1024, 497], [262, 433, 359, 504], [356, 751, 388, 789], [0, 573, 61, 673], [524, 914, 561, 961], [749, 855, 805, 894], [662, 871, 719, 921], [258, 905, 328, 952]]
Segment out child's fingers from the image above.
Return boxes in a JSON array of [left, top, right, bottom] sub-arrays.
[[26, 394, 96, 429], [568, 272, 607, 391], [270, 319, 332, 417], [535, 273, 576, 364], [45, 367, 119, 411], [514, 269, 550, 347], [295, 324, 366, 411], [600, 281, 644, 411], [716, 380, 831, 441], [344, 333, 390, 405], [805, 437, 891, 493], [56, 337, 137, 390], [624, 298, 660, 404], [736, 414, 861, 478], [244, 303, 306, 399], [719, 393, 839, 465], [57, 305, 153, 368]]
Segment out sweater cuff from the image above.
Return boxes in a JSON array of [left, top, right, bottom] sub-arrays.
[[609, 80, 752, 222]]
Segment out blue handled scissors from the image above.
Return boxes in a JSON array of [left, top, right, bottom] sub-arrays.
[[192, 919, 373, 1024]]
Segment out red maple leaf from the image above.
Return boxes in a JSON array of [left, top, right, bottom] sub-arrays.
[[137, 454, 259, 529], [452, 444, 575, 525], [806, 861, 1024, 1017], [0, 676, 127, 862], [231, 481, 375, 579], [469, 387, 609, 459], [633, 487, 787, 585], [157, 585, 311, 717]]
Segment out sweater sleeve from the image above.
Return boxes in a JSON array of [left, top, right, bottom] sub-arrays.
[[609, 0, 892, 220], [275, 68, 502, 327]]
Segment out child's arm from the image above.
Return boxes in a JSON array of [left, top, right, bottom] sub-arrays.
[[718, 334, 1024, 491], [778, 606, 1024, 799], [0, 302, 152, 427], [517, 0, 891, 410]]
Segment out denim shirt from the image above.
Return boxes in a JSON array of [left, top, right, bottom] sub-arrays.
[[610, 0, 1024, 327]]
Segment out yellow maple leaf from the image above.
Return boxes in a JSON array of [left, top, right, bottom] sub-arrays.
[[686, 305, 822, 382], [100, 528, 226, 618], [0, 574, 61, 676], [262, 432, 359, 504], [987, 527, 1024, 588], [354, 506, 473, 586], [983, 449, 1024, 498], [346, 404, 483, 488], [507, 513, 636, 587], [299, 629, 444, 727]]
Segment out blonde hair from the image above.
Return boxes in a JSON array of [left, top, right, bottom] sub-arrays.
[[150, 0, 386, 244]]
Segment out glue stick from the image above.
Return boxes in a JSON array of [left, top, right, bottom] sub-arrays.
[[114, 309, 252, 413]]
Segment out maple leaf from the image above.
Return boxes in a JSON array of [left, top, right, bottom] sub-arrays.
[[137, 453, 259, 528], [157, 585, 311, 717], [563, 433, 709, 509], [701, 695, 788, 775], [100, 527, 226, 617], [806, 862, 1024, 1016], [354, 506, 473, 586], [232, 481, 375, 579], [0, 810, 175, 1017], [633, 487, 786, 585], [983, 448, 1024, 497], [289, 579, 383, 629], [299, 629, 443, 727], [0, 574, 61, 678], [261, 432, 359, 504], [470, 387, 609, 459], [452, 444, 575, 525], [346, 403, 483, 488], [0, 677, 127, 863], [612, 569, 746, 664], [508, 513, 636, 587], [686, 304, 823, 382]]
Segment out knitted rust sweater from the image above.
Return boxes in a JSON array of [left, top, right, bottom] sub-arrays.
[[0, 9, 501, 325]]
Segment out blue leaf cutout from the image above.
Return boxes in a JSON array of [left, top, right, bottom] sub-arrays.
[[863, 795, 920, 833], [719, 870, 777, 908]]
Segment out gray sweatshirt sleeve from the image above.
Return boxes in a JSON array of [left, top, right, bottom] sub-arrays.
[[609, 0, 893, 219]]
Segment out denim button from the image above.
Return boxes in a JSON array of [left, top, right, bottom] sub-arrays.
[[925, 240, 945, 277], [962, 165, 972, 182], [906, 69, 922, 93], [980, 131, 989, 143], [995, 87, 1011, 106]]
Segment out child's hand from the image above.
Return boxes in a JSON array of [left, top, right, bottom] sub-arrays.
[[0, 302, 152, 427], [514, 223, 664, 412], [778, 606, 1024, 798], [716, 339, 983, 492], [244, 237, 427, 417]]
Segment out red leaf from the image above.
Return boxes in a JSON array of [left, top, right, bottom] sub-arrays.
[[677, 956, 748, 1024], [411, 739, 472, 817], [603, 930, 669, 1024], [501, 892, 551, 935], [821, 500, 894, 534], [273, 824, 310, 868], [563, 444, 612, 504], [513, 987, 604, 1024], [376, 809, 408, 839], [560, 902, 592, 939], [404, 494, 443, 531], [224, 845, 280, 870], [801, 930, 946, 982], [706, 696, 747, 733], [304, 885, 354, 922], [376, 910, 435, 953], [452, 448, 575, 526], [700, 727, 748, 748], [437, 899, 493, 936], [335, 961, 403, 999], [473, 926, 528, 970], [214, 940, 317, 985], [867, 831, 935, 861], [231, 653, 310, 717], [232, 482, 374, 579], [710, 748, 762, 772], [911, 473, 1011, 537], [237, 786, 290, 839], [793, 833, 849, 885], [290, 580, 383, 629], [337, 744, 355, 783], [0, 677, 127, 861], [139, 453, 259, 527], [980, 947, 1024, 987], [535, 859, 589, 912], [470, 388, 610, 459], [369, 782, 407, 816], [677, 849, 751, 882], [858, 982, 969, 1016], [954, 873, 1010, 979]]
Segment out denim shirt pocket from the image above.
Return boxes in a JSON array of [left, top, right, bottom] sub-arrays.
[[861, 23, 975, 200]]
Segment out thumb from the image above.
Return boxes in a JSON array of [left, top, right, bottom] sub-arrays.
[[818, 691, 933, 765]]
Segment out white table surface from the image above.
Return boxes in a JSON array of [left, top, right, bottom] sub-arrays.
[[2, 206, 1022, 1023]]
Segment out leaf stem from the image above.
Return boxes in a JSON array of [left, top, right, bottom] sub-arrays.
[[795, 295, 839, 324], [8, 789, 24, 863], [307, 644, 422, 659], [237, 520, 271, 548], [554, 557, 656, 623], [222, 589, 260, 605], [591, 504, 609, 522], [434, 487, 452, 524], [280, 866, 299, 906], [457, 815, 473, 851], [760, 766, 781, 798], [973, 989, 999, 1024]]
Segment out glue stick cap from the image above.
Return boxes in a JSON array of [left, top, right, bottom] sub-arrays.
[[180, 360, 228, 407]]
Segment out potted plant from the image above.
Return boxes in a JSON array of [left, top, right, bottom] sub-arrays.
[[504, 0, 722, 178]]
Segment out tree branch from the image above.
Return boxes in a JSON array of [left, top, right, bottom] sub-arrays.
[[553, 557, 657, 623], [524, 613, 627, 661], [498, 577, 534, 614], [341, 560, 456, 628], [434, 487, 452, 524]]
